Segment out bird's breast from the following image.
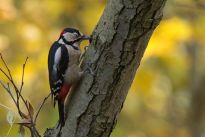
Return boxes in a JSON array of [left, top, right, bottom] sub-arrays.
[[66, 46, 81, 66], [64, 64, 82, 84]]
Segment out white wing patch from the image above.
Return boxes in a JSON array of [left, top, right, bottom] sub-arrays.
[[53, 47, 62, 73]]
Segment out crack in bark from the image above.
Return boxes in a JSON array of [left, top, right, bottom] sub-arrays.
[[86, 2, 145, 137]]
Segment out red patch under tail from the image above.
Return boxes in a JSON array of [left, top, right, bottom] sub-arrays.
[[57, 84, 72, 129], [58, 84, 71, 103]]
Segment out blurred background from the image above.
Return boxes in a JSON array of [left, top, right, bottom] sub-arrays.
[[0, 0, 205, 137]]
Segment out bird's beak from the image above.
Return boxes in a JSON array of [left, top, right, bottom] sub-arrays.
[[81, 35, 90, 41]]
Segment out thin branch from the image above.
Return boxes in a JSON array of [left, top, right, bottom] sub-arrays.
[[0, 81, 17, 106], [0, 54, 20, 102], [19, 57, 28, 93], [0, 55, 31, 120], [12, 76, 38, 136], [17, 57, 28, 118], [0, 53, 13, 79], [0, 54, 19, 103], [0, 55, 35, 134], [0, 102, 21, 120], [18, 90, 34, 122], [0, 54, 22, 117], [0, 68, 12, 81], [8, 82, 24, 118], [34, 93, 51, 124], [0, 54, 43, 136], [0, 81, 24, 118], [0, 102, 12, 110]]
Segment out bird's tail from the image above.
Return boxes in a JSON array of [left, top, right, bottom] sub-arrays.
[[57, 100, 65, 128], [56, 84, 71, 128]]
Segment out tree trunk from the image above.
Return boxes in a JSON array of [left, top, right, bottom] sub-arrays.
[[187, 41, 205, 137], [45, 0, 166, 136]]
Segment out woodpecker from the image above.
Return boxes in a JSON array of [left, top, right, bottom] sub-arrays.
[[48, 28, 90, 127]]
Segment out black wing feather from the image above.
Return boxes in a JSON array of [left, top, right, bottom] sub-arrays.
[[58, 45, 69, 79], [48, 42, 69, 104]]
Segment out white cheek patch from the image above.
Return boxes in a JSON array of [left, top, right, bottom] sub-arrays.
[[64, 32, 75, 41]]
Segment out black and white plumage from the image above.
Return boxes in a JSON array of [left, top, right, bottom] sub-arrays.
[[48, 42, 68, 98], [48, 28, 90, 128]]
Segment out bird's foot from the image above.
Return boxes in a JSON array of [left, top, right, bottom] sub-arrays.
[[84, 62, 96, 76], [79, 45, 89, 63]]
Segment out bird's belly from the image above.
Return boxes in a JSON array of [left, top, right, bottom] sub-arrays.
[[64, 64, 82, 84]]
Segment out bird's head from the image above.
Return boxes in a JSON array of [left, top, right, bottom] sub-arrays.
[[59, 28, 90, 48]]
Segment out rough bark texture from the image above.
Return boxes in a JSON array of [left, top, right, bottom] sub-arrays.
[[45, 0, 166, 136]]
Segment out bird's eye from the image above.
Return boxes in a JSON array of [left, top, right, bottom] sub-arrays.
[[73, 33, 78, 38]]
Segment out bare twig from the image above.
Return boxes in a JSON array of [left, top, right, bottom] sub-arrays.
[[0, 55, 22, 117], [0, 80, 17, 106], [17, 57, 29, 118], [0, 53, 13, 79], [0, 80, 24, 120], [19, 57, 28, 93], [0, 54, 20, 102], [0, 54, 50, 137], [0, 54, 42, 137], [0, 102, 12, 110], [0, 68, 11, 81], [34, 93, 51, 124], [18, 85, 33, 125]]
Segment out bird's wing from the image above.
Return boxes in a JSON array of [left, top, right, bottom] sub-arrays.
[[48, 42, 69, 101]]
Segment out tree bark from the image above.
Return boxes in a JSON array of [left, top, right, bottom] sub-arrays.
[[45, 0, 166, 136]]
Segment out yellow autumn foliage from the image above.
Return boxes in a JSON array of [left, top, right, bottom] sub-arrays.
[[0, 1, 204, 137], [145, 17, 192, 58]]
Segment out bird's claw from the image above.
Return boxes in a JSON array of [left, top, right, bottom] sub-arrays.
[[84, 45, 89, 51], [84, 62, 96, 76], [79, 45, 89, 63]]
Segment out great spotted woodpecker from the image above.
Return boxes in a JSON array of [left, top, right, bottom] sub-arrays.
[[48, 28, 90, 127]]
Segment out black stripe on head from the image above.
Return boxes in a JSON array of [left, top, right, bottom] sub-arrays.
[[63, 28, 81, 35]]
